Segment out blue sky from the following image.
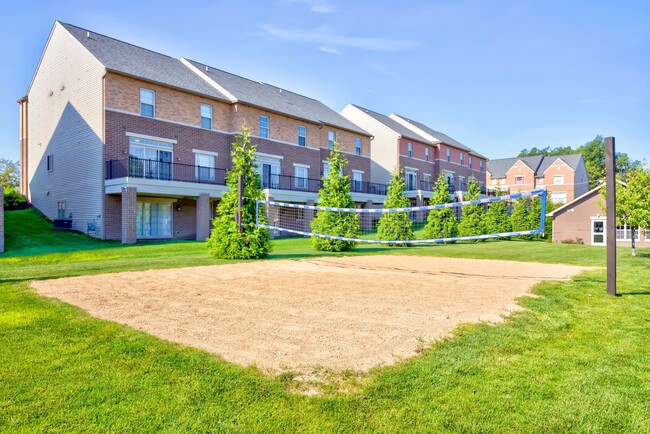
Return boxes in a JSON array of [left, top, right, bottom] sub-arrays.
[[1, 0, 648, 163]]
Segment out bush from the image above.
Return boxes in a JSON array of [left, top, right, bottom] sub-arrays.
[[423, 174, 458, 241], [484, 186, 511, 238], [376, 170, 413, 246], [3, 186, 28, 210], [207, 127, 270, 259], [458, 177, 486, 241], [310, 143, 359, 252]]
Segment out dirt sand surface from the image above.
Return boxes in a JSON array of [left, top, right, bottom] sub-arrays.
[[33, 256, 589, 372]]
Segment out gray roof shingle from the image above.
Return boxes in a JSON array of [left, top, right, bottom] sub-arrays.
[[348, 105, 430, 143], [391, 114, 487, 159], [185, 59, 368, 135], [487, 154, 583, 178], [60, 22, 231, 101]]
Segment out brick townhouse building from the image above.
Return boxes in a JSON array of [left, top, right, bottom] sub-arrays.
[[20, 21, 382, 243], [340, 104, 487, 203], [486, 154, 589, 204]]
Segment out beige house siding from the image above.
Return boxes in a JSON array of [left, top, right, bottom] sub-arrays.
[[25, 22, 105, 237]]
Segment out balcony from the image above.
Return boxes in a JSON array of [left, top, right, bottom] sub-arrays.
[[351, 180, 387, 196], [259, 173, 321, 193], [106, 157, 227, 185]]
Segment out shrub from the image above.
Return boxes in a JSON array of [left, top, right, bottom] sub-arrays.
[[377, 170, 413, 246], [458, 177, 486, 241], [207, 127, 270, 259], [311, 143, 360, 252], [484, 186, 511, 238], [3, 186, 28, 210], [423, 174, 458, 241]]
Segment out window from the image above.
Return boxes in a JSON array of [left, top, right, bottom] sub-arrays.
[[352, 171, 363, 191], [322, 162, 330, 179], [646, 230, 650, 242], [592, 220, 605, 245], [445, 171, 455, 187], [129, 137, 173, 180], [140, 89, 155, 117], [550, 191, 567, 204], [515, 176, 525, 185], [460, 153, 464, 166], [294, 165, 308, 189], [423, 174, 431, 189], [255, 156, 280, 189], [405, 170, 417, 190], [469, 157, 472, 169], [200, 104, 212, 129], [407, 142, 413, 158], [425, 148, 430, 161], [195, 152, 216, 182], [459, 176, 466, 190], [355, 138, 361, 155], [480, 160, 483, 172], [298, 126, 306, 146], [616, 224, 640, 241], [47, 154, 54, 172], [536, 177, 545, 185], [446, 148, 451, 162], [57, 201, 66, 219], [296, 208, 304, 221], [492, 179, 497, 185], [259, 116, 269, 138], [136, 201, 173, 238], [328, 131, 335, 149], [554, 175, 565, 185]]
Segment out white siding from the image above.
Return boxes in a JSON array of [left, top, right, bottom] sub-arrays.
[[340, 105, 398, 185], [27, 22, 105, 237]]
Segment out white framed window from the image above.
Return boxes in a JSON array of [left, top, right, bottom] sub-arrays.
[[469, 157, 472, 169], [259, 116, 269, 138], [491, 179, 497, 185], [136, 200, 173, 239], [550, 191, 567, 204], [200, 104, 212, 129], [255, 155, 280, 189], [322, 162, 330, 179], [445, 171, 455, 187], [129, 137, 173, 180], [328, 131, 335, 149], [47, 154, 54, 172], [515, 175, 525, 185], [616, 224, 640, 241], [57, 201, 66, 219], [194, 152, 216, 182], [645, 229, 650, 242], [480, 160, 483, 172], [591, 219, 605, 245], [355, 138, 361, 155], [460, 152, 464, 166], [294, 165, 308, 189], [536, 177, 545, 185], [298, 126, 306, 146], [140, 89, 155, 117], [554, 175, 565, 185], [425, 147, 430, 161], [423, 173, 431, 189], [405, 170, 417, 190], [459, 176, 466, 189], [352, 170, 363, 191], [407, 142, 413, 158], [446, 148, 451, 162]]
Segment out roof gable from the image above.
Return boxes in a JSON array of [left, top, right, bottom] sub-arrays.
[[347, 105, 431, 143]]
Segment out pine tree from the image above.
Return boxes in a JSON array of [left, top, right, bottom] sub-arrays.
[[510, 197, 531, 240], [458, 177, 486, 240], [527, 196, 543, 240], [377, 170, 413, 246], [423, 174, 458, 240], [207, 127, 270, 259], [310, 143, 360, 251], [484, 186, 511, 238]]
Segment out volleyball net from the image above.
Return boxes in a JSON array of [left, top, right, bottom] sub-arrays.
[[255, 189, 547, 244]]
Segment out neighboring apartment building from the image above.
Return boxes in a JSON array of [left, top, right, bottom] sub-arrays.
[[547, 182, 649, 246], [20, 21, 380, 243], [340, 105, 488, 204], [487, 154, 589, 204]]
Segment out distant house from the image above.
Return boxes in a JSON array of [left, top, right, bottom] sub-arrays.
[[487, 155, 589, 204], [546, 182, 649, 246]]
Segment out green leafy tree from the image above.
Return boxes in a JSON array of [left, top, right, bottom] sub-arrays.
[[484, 186, 511, 238], [510, 197, 531, 239], [527, 196, 544, 240], [458, 177, 485, 240], [423, 174, 458, 240], [311, 143, 360, 252], [207, 127, 270, 259], [0, 158, 19, 189], [377, 170, 413, 246], [601, 167, 650, 257]]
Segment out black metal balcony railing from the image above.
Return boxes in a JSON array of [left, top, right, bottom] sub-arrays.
[[420, 180, 433, 191], [259, 173, 322, 193], [350, 180, 387, 196], [106, 157, 227, 185]]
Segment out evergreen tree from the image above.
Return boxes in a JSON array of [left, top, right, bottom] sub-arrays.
[[527, 196, 543, 240], [311, 143, 360, 251], [484, 186, 511, 238], [377, 170, 413, 246], [423, 174, 458, 240], [207, 127, 270, 259], [458, 177, 486, 240], [510, 197, 531, 240]]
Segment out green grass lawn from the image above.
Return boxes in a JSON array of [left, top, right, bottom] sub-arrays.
[[1, 209, 649, 433]]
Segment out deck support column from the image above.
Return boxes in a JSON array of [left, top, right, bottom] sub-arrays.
[[196, 193, 210, 241], [361, 199, 373, 231], [121, 187, 137, 244]]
